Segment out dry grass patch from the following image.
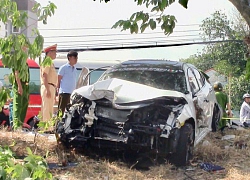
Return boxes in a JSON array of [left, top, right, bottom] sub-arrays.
[[1, 127, 250, 179]]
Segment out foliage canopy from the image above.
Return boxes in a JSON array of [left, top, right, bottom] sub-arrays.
[[0, 0, 56, 113]]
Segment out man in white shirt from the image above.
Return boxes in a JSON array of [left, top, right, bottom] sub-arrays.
[[57, 51, 78, 116], [240, 93, 250, 127]]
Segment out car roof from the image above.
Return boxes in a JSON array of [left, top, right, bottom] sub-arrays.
[[114, 59, 185, 70], [0, 59, 39, 68], [26, 59, 40, 68]]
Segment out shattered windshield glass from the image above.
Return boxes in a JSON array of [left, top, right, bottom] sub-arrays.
[[100, 67, 187, 93]]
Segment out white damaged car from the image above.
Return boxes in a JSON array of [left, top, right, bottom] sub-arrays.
[[56, 59, 221, 166]]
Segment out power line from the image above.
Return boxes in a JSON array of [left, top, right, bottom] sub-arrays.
[[42, 30, 201, 38], [55, 40, 243, 53], [38, 24, 201, 31], [44, 34, 201, 44], [45, 38, 204, 48]]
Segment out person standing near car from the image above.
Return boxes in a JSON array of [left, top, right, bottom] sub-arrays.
[[213, 81, 232, 133], [57, 51, 78, 116], [240, 93, 250, 127], [40, 44, 58, 122], [12, 63, 30, 129]]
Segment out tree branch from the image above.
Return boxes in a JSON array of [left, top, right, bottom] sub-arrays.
[[228, 0, 250, 28]]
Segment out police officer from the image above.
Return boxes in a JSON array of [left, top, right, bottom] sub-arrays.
[[40, 44, 58, 122], [213, 81, 232, 133]]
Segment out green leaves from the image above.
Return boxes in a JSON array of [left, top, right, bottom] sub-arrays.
[[0, 0, 55, 130], [200, 11, 233, 41], [225, 75, 250, 110], [160, 15, 176, 35], [137, 0, 143, 5], [112, 11, 176, 34], [130, 23, 139, 33], [157, 0, 168, 11], [40, 56, 53, 68], [113, 0, 186, 35], [0, 88, 10, 109], [214, 60, 240, 78], [33, 2, 57, 25], [29, 34, 44, 60], [179, 0, 188, 8], [0, 0, 28, 28], [0, 146, 53, 180], [182, 10, 248, 110], [0, 1, 56, 178], [37, 111, 60, 133], [0, 166, 7, 180]]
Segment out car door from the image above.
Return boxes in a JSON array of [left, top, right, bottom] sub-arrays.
[[194, 69, 213, 124], [187, 67, 211, 128], [76, 67, 89, 89]]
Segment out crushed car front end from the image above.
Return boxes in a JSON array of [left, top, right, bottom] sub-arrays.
[[56, 78, 193, 156]]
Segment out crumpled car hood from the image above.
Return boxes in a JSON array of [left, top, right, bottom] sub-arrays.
[[73, 78, 187, 104]]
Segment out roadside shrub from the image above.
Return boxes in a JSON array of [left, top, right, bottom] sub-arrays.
[[0, 146, 53, 180]]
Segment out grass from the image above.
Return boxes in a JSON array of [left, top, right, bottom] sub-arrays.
[[0, 127, 250, 180]]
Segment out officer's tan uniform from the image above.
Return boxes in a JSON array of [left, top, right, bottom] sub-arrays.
[[40, 64, 58, 121], [40, 44, 58, 122]]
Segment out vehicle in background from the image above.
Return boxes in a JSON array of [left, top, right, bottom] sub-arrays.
[[53, 59, 122, 112], [53, 59, 122, 85], [0, 58, 122, 129], [0, 59, 41, 129]]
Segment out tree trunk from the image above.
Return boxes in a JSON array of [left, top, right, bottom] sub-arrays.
[[228, 0, 250, 55], [228, 0, 250, 28]]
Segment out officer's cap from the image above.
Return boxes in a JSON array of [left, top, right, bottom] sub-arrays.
[[213, 81, 223, 92], [43, 44, 57, 53]]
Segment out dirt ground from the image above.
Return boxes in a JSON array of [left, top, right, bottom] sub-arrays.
[[1, 126, 250, 180]]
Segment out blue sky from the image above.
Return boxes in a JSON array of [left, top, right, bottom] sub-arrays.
[[36, 0, 236, 61]]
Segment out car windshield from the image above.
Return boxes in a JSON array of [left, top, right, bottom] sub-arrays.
[[100, 67, 188, 93]]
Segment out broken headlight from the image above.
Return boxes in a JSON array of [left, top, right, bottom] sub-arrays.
[[70, 93, 84, 104]]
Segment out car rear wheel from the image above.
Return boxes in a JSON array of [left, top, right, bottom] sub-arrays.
[[169, 123, 194, 166]]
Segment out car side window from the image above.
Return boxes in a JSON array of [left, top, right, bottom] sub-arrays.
[[199, 72, 206, 86], [187, 68, 200, 94], [193, 68, 205, 88]]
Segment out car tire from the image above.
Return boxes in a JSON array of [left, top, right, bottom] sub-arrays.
[[169, 123, 194, 167], [27, 118, 39, 130], [212, 104, 221, 132]]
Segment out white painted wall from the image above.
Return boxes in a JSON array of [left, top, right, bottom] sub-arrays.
[[0, 22, 6, 38]]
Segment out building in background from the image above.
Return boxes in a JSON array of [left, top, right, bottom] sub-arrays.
[[0, 0, 38, 43], [0, 22, 6, 38], [205, 68, 227, 86]]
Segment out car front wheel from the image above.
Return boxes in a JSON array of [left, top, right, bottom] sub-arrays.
[[169, 123, 194, 166]]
